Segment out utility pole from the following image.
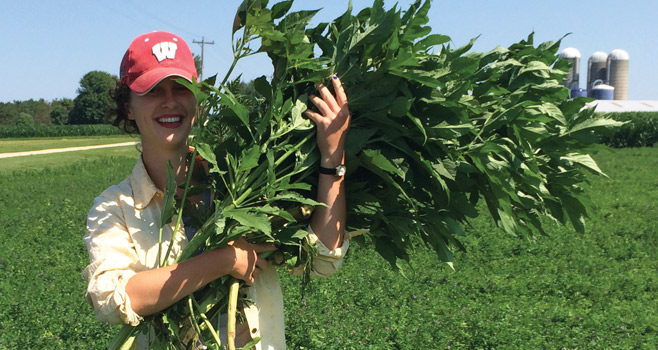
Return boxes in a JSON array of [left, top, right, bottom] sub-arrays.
[[193, 36, 214, 81]]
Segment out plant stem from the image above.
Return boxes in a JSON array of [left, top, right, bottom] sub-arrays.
[[222, 15, 256, 89], [235, 132, 317, 206], [163, 150, 198, 266], [226, 279, 241, 350], [187, 296, 204, 342], [157, 226, 164, 268], [192, 298, 222, 347], [108, 325, 138, 350]]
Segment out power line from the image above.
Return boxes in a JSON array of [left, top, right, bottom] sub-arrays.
[[193, 37, 215, 81], [126, 0, 202, 37]]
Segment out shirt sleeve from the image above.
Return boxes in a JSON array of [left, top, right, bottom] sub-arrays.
[[82, 194, 145, 326], [305, 225, 350, 277]]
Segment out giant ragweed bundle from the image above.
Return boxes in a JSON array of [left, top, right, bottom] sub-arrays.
[[111, 0, 622, 348]]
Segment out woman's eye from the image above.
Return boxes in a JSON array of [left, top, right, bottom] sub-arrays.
[[174, 85, 189, 93]]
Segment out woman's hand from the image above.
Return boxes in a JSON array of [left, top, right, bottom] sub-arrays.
[[224, 238, 276, 285], [304, 75, 351, 166], [305, 75, 350, 250]]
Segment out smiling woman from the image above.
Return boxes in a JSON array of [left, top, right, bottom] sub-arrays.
[[82, 29, 351, 350]]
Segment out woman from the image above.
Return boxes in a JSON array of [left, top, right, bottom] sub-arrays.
[[83, 30, 350, 349]]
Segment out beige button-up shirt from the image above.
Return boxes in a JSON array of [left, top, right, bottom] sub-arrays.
[[83, 158, 349, 349]]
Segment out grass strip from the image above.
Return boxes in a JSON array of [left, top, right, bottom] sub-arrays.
[[0, 135, 137, 153], [0, 145, 139, 174]]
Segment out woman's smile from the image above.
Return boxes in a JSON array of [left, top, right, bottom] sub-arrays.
[[156, 114, 184, 129]]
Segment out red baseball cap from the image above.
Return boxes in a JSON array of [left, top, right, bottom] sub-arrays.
[[119, 31, 198, 95]]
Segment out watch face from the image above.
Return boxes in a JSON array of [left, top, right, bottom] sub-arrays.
[[336, 164, 347, 176]]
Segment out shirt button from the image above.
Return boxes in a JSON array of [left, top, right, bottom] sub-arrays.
[[251, 328, 257, 334]]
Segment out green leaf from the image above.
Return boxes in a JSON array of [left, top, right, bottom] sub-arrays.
[[563, 115, 625, 136], [223, 206, 271, 236], [405, 112, 427, 144], [194, 142, 220, 174], [361, 149, 405, 178], [252, 204, 296, 223], [238, 145, 261, 172], [497, 208, 518, 236], [562, 194, 587, 233], [561, 153, 607, 177], [253, 75, 272, 102], [271, 1, 292, 19], [217, 89, 252, 136], [269, 192, 326, 207], [160, 162, 177, 227], [414, 34, 451, 51], [388, 96, 410, 117], [238, 337, 262, 350]]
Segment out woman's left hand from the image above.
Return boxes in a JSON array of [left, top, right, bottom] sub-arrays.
[[304, 75, 351, 165]]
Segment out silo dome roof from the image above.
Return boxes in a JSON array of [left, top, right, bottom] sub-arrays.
[[560, 47, 581, 58], [593, 83, 614, 90], [589, 51, 608, 62], [609, 49, 630, 60]]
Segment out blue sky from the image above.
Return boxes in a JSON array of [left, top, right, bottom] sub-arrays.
[[1, 0, 656, 103]]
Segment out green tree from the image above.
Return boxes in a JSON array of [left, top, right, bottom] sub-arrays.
[[0, 100, 50, 125], [50, 105, 69, 125], [50, 98, 74, 125], [15, 112, 34, 126], [68, 71, 117, 124], [0, 102, 20, 125], [194, 55, 202, 80], [19, 99, 51, 124]]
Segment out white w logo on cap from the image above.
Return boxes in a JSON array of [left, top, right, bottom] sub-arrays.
[[152, 42, 178, 62]]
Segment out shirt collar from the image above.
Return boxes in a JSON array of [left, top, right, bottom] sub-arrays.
[[130, 156, 162, 210]]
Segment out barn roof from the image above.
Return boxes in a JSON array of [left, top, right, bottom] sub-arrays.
[[587, 100, 658, 113]]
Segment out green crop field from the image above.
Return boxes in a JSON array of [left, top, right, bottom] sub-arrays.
[[0, 135, 137, 154], [0, 143, 140, 175], [0, 146, 656, 349]]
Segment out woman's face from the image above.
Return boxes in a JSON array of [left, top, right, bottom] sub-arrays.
[[127, 77, 197, 150]]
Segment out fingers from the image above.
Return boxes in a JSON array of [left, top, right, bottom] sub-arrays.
[[253, 242, 277, 253], [315, 82, 341, 112], [307, 93, 333, 118], [305, 75, 348, 120], [330, 75, 348, 107], [304, 108, 323, 124], [226, 239, 274, 285]]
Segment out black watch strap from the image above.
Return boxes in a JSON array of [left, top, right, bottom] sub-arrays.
[[319, 164, 346, 176]]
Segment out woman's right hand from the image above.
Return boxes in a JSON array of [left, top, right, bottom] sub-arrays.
[[125, 238, 276, 317], [224, 238, 276, 285]]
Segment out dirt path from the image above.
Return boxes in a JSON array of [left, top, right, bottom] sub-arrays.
[[0, 141, 138, 159]]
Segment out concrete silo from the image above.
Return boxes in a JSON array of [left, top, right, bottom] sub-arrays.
[[559, 47, 581, 90], [607, 49, 629, 100], [587, 51, 608, 98]]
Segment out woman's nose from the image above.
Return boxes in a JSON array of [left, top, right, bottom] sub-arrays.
[[160, 86, 177, 107]]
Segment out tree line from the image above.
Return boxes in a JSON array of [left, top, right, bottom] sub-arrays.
[[0, 71, 118, 127], [0, 56, 212, 127]]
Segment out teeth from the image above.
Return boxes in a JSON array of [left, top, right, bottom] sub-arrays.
[[157, 117, 181, 123]]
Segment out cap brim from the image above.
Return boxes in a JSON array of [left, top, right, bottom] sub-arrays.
[[129, 67, 196, 95]]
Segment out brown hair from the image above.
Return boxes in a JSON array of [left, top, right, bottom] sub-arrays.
[[110, 81, 139, 134]]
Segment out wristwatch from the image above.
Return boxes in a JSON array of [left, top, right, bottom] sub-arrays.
[[319, 164, 347, 176]]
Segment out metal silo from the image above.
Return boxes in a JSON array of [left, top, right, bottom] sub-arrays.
[[607, 49, 629, 100], [587, 51, 608, 97], [591, 82, 615, 100], [559, 47, 581, 90]]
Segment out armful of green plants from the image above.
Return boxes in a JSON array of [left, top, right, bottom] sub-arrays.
[[109, 0, 624, 348]]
